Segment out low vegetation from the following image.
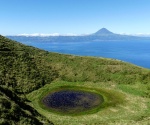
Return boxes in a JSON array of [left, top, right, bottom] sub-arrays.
[[0, 35, 150, 124], [28, 83, 126, 116]]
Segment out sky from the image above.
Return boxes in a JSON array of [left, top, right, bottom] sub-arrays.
[[1, 0, 150, 35]]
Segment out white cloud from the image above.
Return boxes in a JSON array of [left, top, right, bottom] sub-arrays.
[[17, 33, 60, 37], [16, 33, 90, 37], [119, 33, 150, 37]]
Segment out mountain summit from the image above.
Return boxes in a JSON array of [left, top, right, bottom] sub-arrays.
[[93, 28, 114, 35]]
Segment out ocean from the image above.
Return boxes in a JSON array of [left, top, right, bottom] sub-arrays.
[[17, 40, 150, 69]]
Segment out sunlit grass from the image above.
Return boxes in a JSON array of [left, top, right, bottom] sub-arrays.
[[1, 35, 150, 124], [27, 81, 150, 125]]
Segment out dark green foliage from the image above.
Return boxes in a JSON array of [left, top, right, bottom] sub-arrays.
[[0, 87, 53, 125], [0, 35, 150, 124], [0, 35, 56, 124], [0, 35, 58, 93]]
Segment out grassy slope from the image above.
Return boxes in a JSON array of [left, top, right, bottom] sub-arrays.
[[1, 35, 150, 124], [0, 35, 55, 125]]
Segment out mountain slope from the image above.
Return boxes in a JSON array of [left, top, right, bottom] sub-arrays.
[[0, 35, 58, 93], [7, 28, 150, 42], [0, 35, 56, 124], [93, 28, 115, 35], [0, 35, 150, 124]]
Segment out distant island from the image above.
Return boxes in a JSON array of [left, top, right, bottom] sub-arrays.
[[7, 28, 150, 43], [93, 28, 115, 35]]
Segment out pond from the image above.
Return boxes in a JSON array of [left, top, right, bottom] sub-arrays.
[[42, 89, 104, 114]]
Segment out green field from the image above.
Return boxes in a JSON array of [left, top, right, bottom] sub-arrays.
[[0, 35, 150, 124], [27, 81, 150, 125], [28, 82, 125, 116]]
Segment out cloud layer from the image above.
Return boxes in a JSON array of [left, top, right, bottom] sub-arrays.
[[16, 33, 89, 37]]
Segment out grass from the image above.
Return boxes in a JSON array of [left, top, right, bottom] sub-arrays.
[[117, 84, 145, 96], [1, 35, 150, 124], [27, 81, 150, 125], [28, 82, 125, 116]]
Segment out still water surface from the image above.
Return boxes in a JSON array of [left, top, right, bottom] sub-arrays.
[[42, 90, 103, 114]]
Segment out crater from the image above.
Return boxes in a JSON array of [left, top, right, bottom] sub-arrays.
[[42, 88, 104, 115]]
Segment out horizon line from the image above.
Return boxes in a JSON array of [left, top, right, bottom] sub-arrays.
[[5, 32, 150, 37]]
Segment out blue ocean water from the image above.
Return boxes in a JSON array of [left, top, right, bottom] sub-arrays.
[[21, 40, 150, 69]]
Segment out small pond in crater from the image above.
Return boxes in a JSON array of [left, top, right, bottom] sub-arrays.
[[42, 89, 104, 114]]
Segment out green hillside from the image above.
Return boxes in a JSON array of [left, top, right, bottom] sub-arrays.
[[0, 35, 150, 125]]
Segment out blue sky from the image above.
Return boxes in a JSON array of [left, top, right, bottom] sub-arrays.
[[1, 0, 150, 35]]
